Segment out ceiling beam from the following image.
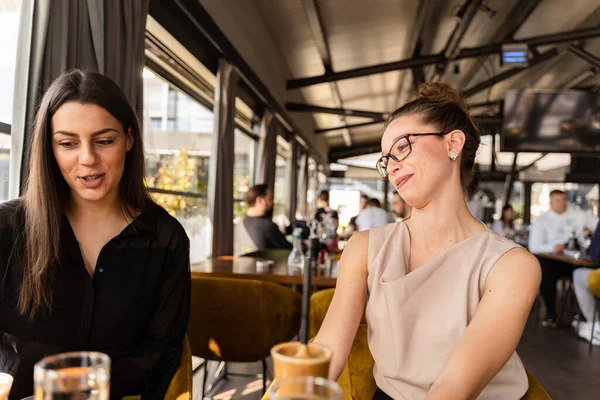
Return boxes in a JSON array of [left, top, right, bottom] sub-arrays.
[[316, 120, 385, 134], [286, 103, 388, 119], [461, 48, 558, 98], [329, 142, 383, 163], [301, 0, 352, 146], [568, 45, 600, 69], [287, 26, 600, 89], [432, 0, 483, 81]]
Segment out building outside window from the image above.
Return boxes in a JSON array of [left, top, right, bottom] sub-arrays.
[[233, 128, 256, 222], [0, 0, 22, 201], [143, 68, 214, 263]]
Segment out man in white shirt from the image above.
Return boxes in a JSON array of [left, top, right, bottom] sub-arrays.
[[356, 198, 390, 231], [529, 190, 598, 327]]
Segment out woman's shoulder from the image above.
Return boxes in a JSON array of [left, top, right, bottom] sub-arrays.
[[144, 204, 189, 249], [0, 198, 25, 230]]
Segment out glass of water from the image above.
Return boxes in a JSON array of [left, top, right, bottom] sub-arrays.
[[270, 376, 342, 400], [0, 372, 13, 400], [34, 352, 110, 400]]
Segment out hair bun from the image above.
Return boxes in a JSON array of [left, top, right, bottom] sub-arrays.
[[415, 82, 469, 113]]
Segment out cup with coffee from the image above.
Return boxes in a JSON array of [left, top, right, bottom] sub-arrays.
[[271, 341, 332, 380]]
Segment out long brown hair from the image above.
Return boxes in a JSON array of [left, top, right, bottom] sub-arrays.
[[20, 70, 156, 317], [385, 83, 481, 197]]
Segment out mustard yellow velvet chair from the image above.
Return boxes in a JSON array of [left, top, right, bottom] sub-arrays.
[[310, 289, 551, 400], [587, 269, 600, 350], [122, 336, 192, 400], [188, 276, 301, 397]]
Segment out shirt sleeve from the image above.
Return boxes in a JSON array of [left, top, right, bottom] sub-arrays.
[[110, 232, 191, 400], [528, 218, 554, 254], [590, 221, 600, 265], [266, 222, 293, 250]]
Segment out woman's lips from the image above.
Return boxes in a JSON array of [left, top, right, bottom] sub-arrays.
[[79, 174, 106, 189], [395, 174, 412, 189]]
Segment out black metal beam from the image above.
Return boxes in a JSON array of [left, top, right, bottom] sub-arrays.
[[302, 0, 332, 70], [461, 48, 558, 98], [444, 0, 483, 59], [316, 120, 385, 134], [287, 26, 600, 89], [411, 40, 426, 91], [329, 142, 382, 163], [503, 152, 519, 205], [469, 100, 501, 109], [499, 0, 543, 40], [286, 103, 387, 119], [568, 45, 600, 69], [517, 153, 548, 173]]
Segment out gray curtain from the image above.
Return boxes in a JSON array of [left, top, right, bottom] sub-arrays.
[[10, 0, 149, 198], [256, 110, 279, 189], [208, 59, 239, 257], [286, 139, 298, 221], [297, 152, 309, 219]]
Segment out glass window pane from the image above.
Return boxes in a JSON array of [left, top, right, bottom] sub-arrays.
[[233, 128, 255, 222], [274, 142, 289, 229], [143, 68, 214, 263], [0, 0, 22, 202]]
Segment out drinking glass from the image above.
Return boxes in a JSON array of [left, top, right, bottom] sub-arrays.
[[270, 376, 342, 400], [34, 352, 110, 400], [0, 373, 13, 400]]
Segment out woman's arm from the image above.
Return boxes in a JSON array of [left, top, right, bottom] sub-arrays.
[[314, 231, 369, 381], [425, 248, 541, 400], [111, 234, 191, 399]]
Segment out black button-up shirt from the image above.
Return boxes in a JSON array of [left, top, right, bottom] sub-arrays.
[[0, 200, 190, 400]]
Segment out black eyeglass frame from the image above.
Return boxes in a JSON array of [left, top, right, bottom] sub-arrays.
[[376, 132, 451, 179]]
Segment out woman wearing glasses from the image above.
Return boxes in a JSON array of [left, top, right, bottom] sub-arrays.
[[314, 83, 540, 399]]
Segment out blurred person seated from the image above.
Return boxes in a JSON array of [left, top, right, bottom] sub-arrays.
[[356, 199, 391, 231], [348, 194, 369, 233], [529, 189, 598, 327], [243, 184, 292, 250], [573, 219, 600, 345], [493, 204, 515, 239], [390, 192, 409, 221], [0, 71, 190, 399], [314, 83, 540, 400], [310, 190, 339, 229]]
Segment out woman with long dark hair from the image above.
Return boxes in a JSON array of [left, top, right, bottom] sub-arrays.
[[493, 204, 516, 238], [314, 83, 540, 399], [0, 70, 190, 399]]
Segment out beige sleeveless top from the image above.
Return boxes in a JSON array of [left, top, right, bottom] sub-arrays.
[[366, 222, 528, 399]]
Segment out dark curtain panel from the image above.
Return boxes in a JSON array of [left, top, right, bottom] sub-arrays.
[[11, 0, 149, 196], [208, 59, 239, 257], [256, 110, 279, 190]]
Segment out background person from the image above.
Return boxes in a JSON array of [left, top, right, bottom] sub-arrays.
[[243, 184, 292, 250], [493, 204, 515, 239]]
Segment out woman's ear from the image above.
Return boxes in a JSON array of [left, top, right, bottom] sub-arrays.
[[446, 129, 466, 156], [126, 128, 134, 152]]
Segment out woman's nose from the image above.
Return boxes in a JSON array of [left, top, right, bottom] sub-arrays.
[[79, 143, 99, 166]]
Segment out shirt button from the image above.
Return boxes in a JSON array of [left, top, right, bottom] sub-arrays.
[[98, 268, 104, 273]]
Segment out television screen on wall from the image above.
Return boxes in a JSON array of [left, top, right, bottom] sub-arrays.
[[501, 90, 600, 153]]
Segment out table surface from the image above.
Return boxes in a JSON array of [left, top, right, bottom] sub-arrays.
[[191, 256, 338, 287], [537, 252, 597, 267]]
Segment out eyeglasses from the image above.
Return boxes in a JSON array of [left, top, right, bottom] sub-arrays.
[[376, 132, 450, 179]]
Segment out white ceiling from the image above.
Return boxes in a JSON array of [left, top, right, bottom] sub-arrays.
[[251, 0, 600, 162]]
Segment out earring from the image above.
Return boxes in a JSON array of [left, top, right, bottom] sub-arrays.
[[449, 151, 459, 161]]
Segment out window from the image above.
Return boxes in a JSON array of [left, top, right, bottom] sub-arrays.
[[143, 68, 214, 264], [274, 138, 290, 230], [233, 128, 256, 222], [0, 0, 22, 201]]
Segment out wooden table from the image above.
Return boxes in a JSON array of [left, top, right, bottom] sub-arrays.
[[191, 256, 338, 288], [537, 253, 597, 268]]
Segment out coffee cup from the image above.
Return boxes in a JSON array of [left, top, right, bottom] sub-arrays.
[[271, 342, 332, 380]]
